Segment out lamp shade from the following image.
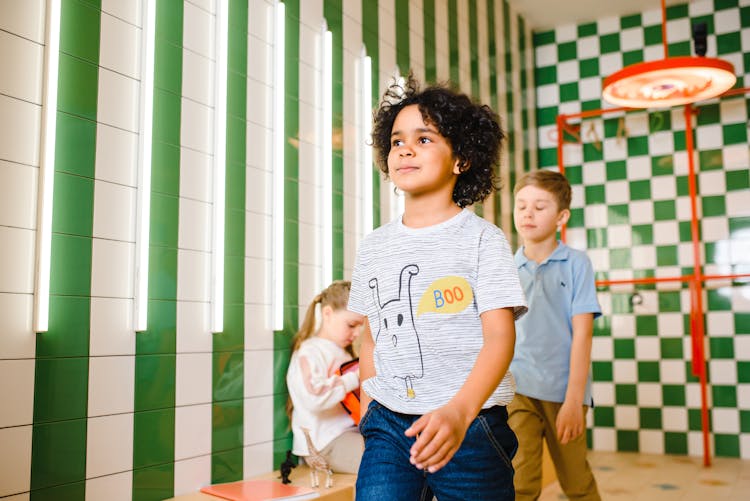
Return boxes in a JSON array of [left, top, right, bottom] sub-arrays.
[[602, 56, 736, 108]]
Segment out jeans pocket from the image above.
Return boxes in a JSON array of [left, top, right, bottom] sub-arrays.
[[358, 400, 380, 435], [477, 413, 517, 469]]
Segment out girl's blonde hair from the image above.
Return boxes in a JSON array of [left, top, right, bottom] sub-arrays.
[[287, 280, 353, 421], [290, 280, 352, 354]]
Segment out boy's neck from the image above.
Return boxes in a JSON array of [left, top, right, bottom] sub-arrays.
[[402, 196, 463, 228], [522, 235, 559, 264]]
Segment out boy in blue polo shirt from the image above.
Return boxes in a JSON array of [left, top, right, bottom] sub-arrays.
[[509, 170, 602, 501]]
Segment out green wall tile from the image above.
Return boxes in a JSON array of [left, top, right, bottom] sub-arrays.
[[616, 430, 638, 451], [662, 385, 686, 406], [33, 358, 88, 423], [639, 408, 662, 429], [54, 113, 96, 178], [132, 462, 175, 501], [38, 296, 90, 357], [664, 432, 687, 454], [133, 409, 176, 468], [31, 419, 87, 490], [57, 53, 99, 121], [51, 172, 94, 237], [134, 354, 176, 411], [60, 0, 101, 63], [49, 234, 92, 296], [714, 434, 740, 457]]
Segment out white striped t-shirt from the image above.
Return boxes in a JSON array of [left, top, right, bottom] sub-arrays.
[[348, 209, 527, 415]]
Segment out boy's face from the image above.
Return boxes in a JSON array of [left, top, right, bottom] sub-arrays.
[[513, 184, 570, 244], [387, 104, 461, 199]]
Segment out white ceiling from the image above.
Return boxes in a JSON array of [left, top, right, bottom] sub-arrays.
[[512, 0, 686, 32]]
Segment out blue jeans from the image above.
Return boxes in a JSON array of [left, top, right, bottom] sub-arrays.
[[356, 401, 517, 501]]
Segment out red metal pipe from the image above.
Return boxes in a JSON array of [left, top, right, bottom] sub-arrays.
[[556, 88, 748, 467], [684, 104, 711, 467]]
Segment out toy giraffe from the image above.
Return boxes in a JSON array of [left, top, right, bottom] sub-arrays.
[[301, 427, 333, 488]]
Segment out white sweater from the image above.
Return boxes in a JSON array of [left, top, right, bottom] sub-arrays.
[[286, 337, 360, 456]]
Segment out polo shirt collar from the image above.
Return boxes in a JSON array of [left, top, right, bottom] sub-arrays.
[[515, 241, 569, 268]]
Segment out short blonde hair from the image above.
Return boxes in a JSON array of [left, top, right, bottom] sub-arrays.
[[514, 170, 572, 211]]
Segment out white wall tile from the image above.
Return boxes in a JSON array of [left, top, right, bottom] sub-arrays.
[[246, 163, 270, 213], [0, 30, 43, 104], [0, 161, 37, 229], [174, 455, 211, 496], [86, 413, 134, 478], [93, 180, 136, 242], [177, 249, 210, 302], [101, 0, 141, 26], [88, 356, 135, 416], [178, 198, 211, 252], [0, 360, 34, 428], [175, 403, 212, 460], [176, 301, 211, 353], [638, 430, 664, 455], [95, 124, 138, 187], [0, 293, 35, 359], [244, 395, 273, 445], [86, 471, 132, 501], [244, 349, 273, 397], [245, 257, 269, 305], [0, 426, 32, 497], [98, 69, 139, 132], [181, 99, 213, 154], [176, 353, 212, 406], [183, 1, 215, 60], [0, 0, 45, 43], [90, 297, 135, 356], [245, 211, 268, 260], [0, 95, 40, 167], [180, 148, 212, 202], [245, 304, 273, 350], [182, 50, 214, 107], [99, 12, 141, 78], [243, 441, 274, 478], [0, 226, 35, 294], [90, 239, 134, 298]]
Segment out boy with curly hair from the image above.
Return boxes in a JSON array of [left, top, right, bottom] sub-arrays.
[[347, 75, 527, 501]]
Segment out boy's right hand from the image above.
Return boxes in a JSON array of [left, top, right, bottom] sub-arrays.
[[404, 403, 470, 473], [556, 399, 584, 444]]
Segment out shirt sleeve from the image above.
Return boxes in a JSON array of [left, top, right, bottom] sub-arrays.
[[348, 239, 370, 316], [571, 252, 602, 318], [475, 226, 528, 319], [287, 345, 359, 413]]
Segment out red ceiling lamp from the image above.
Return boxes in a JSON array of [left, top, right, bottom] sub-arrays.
[[602, 0, 737, 108]]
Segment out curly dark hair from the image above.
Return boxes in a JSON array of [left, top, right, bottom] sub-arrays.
[[371, 74, 504, 207]]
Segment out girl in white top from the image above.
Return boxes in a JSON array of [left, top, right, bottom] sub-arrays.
[[286, 280, 365, 474]]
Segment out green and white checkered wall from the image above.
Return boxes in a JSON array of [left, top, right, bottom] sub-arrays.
[[0, 0, 534, 499], [533, 0, 750, 458]]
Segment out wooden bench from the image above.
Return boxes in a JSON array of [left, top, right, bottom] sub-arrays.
[[166, 464, 356, 501]]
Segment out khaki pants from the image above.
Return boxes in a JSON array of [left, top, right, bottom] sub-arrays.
[[508, 394, 600, 501]]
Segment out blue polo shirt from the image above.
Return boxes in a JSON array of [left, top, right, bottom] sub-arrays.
[[510, 242, 601, 406]]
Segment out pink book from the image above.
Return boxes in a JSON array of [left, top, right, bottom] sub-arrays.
[[200, 479, 320, 501]]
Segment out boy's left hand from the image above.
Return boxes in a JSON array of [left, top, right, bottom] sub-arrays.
[[556, 400, 584, 444], [404, 403, 468, 473]]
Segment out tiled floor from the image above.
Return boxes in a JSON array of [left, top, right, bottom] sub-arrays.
[[539, 451, 750, 500]]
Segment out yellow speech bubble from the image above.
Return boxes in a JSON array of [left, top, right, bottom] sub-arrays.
[[416, 276, 474, 316]]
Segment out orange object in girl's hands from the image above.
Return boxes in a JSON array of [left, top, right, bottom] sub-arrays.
[[337, 359, 360, 425]]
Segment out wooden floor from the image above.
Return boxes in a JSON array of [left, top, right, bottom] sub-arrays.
[[539, 451, 750, 500]]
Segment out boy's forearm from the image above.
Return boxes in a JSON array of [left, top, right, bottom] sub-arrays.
[[449, 308, 515, 425], [565, 313, 594, 405]]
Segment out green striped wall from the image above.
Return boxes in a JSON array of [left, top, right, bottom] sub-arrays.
[[31, 0, 101, 498], [0, 1, 534, 498]]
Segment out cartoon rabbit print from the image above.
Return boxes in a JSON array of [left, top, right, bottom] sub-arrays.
[[368, 264, 423, 399]]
